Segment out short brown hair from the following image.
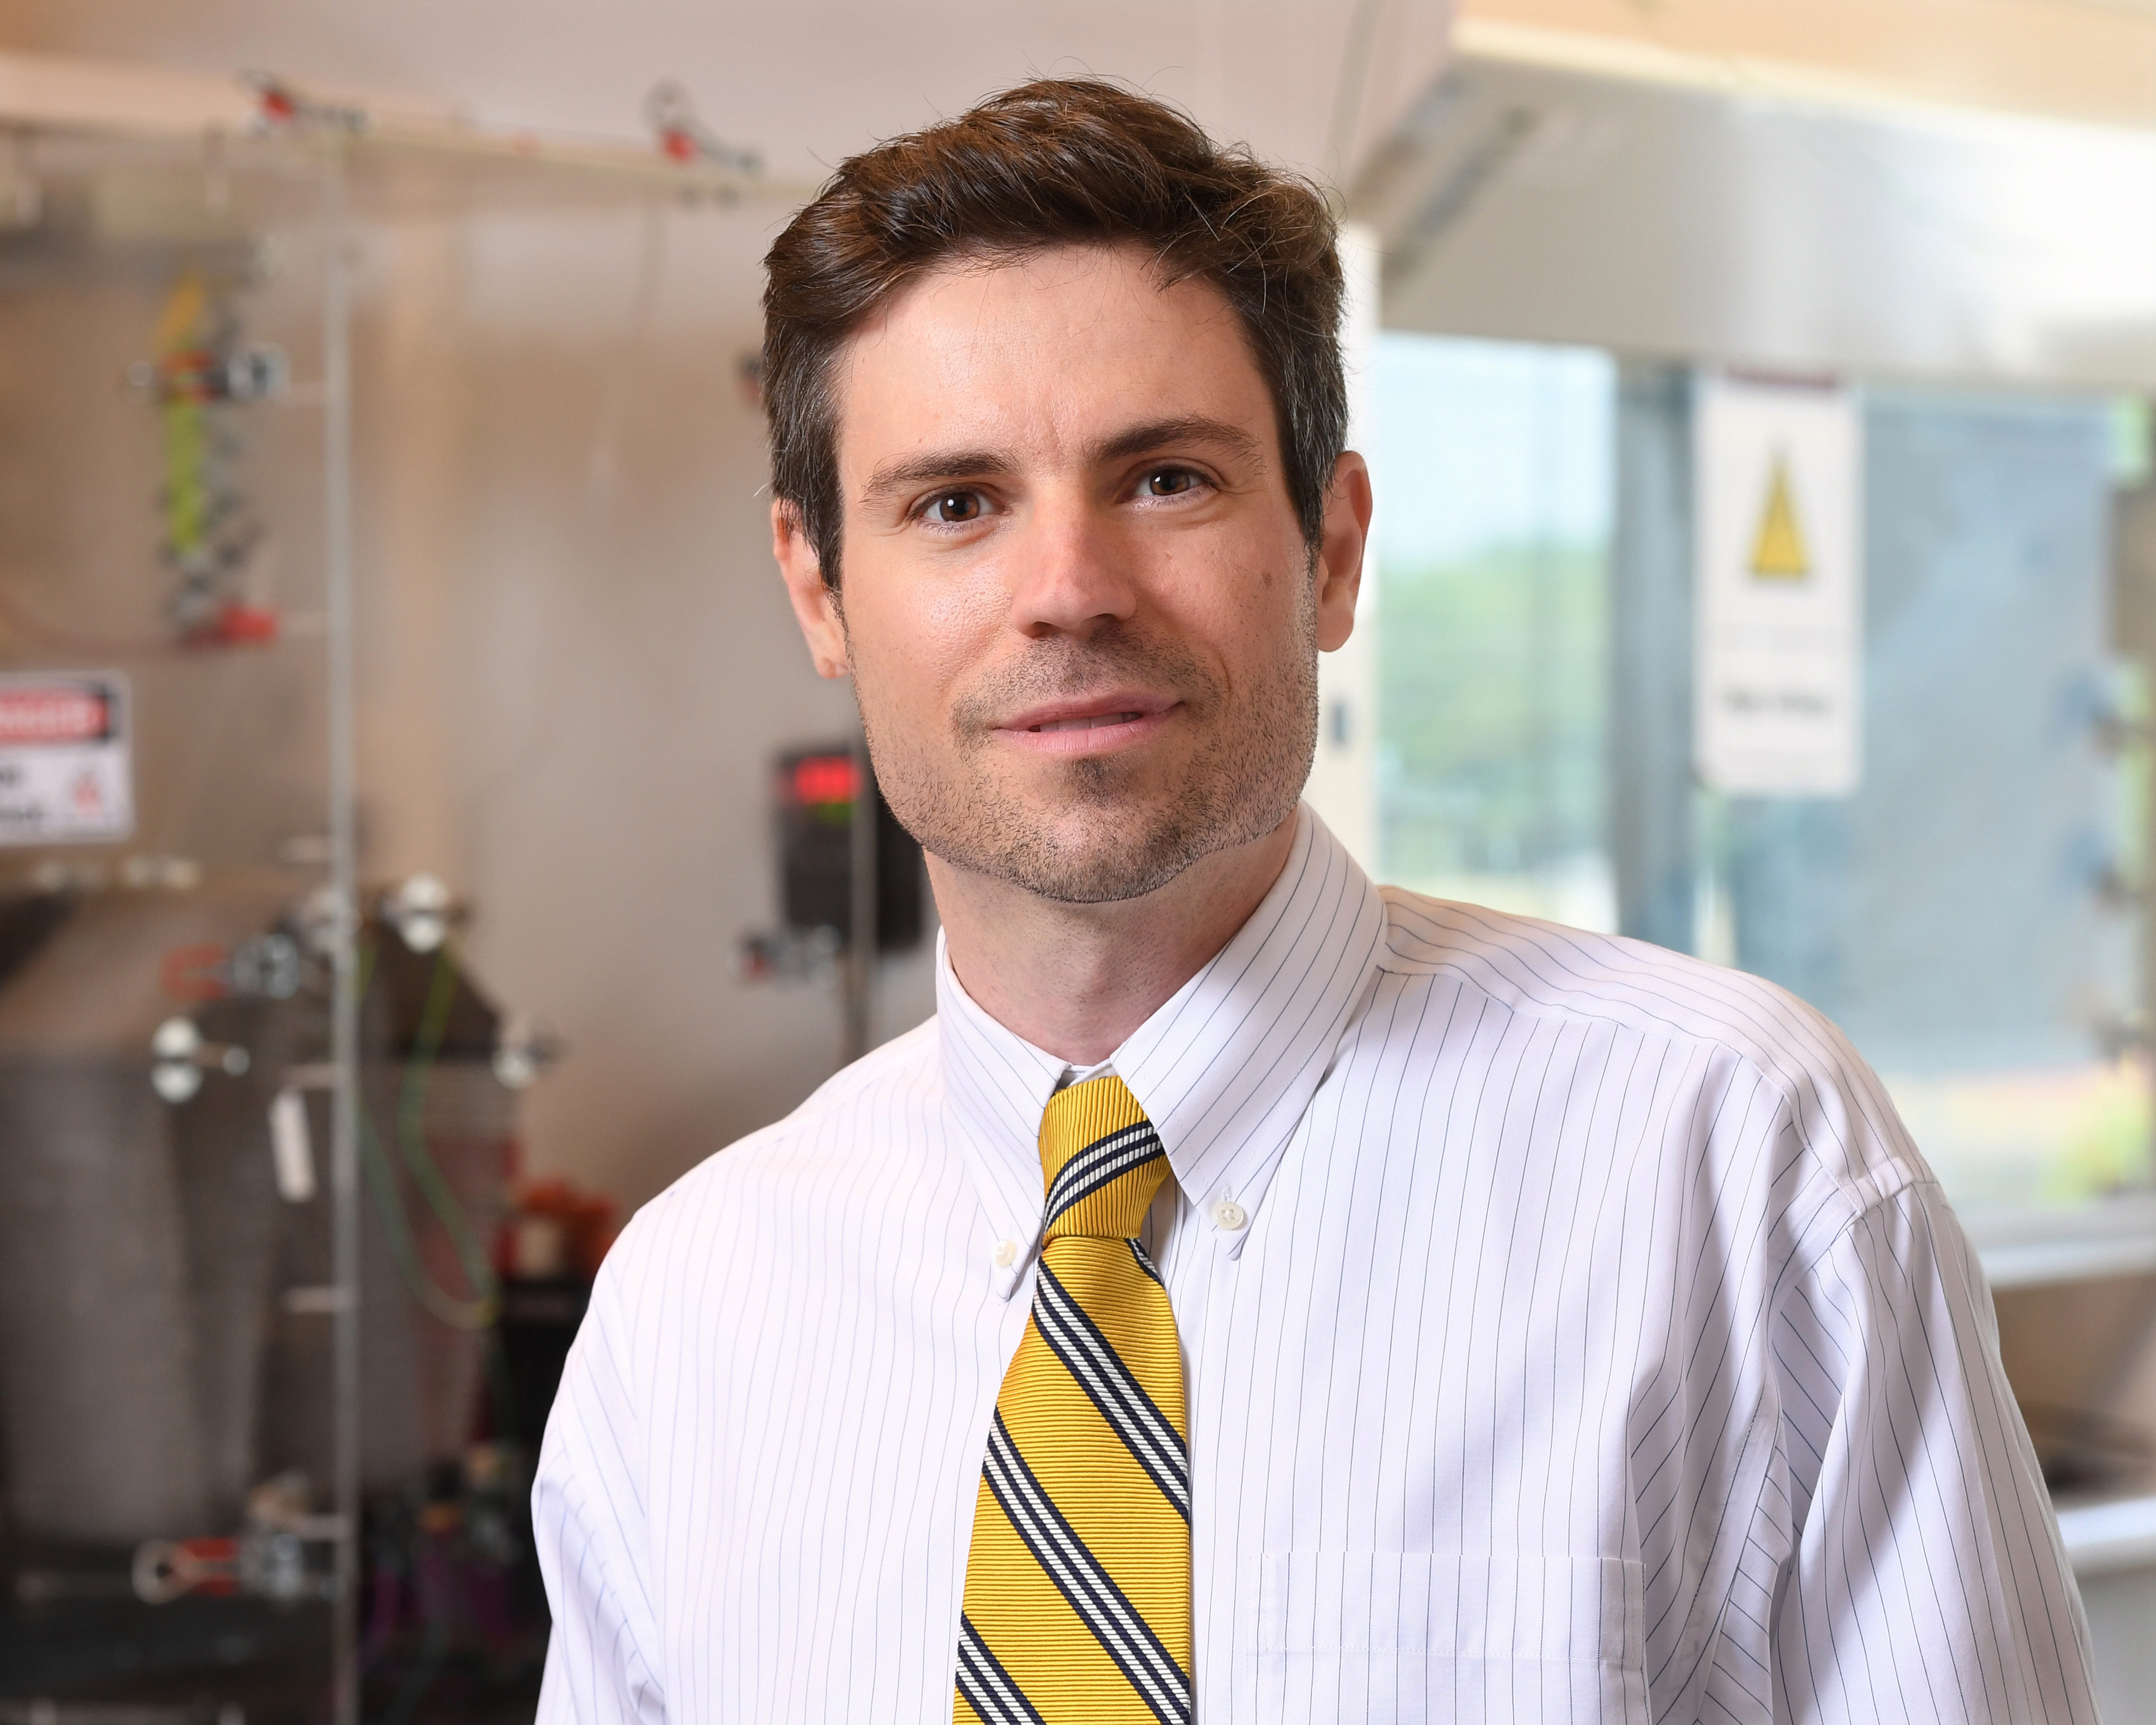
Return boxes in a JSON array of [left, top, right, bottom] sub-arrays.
[[761, 77, 1347, 588]]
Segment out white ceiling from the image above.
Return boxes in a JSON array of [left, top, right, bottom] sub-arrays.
[[1368, 41, 2156, 390], [0, 0, 1455, 188]]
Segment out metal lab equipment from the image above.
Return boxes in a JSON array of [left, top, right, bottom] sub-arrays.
[[0, 53, 800, 1725], [736, 743, 928, 1067]]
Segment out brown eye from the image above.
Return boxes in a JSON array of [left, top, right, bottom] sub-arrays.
[[926, 491, 983, 523], [1143, 468, 1197, 496]]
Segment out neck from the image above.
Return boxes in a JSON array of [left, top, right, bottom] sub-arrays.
[[930, 813, 1298, 1066]]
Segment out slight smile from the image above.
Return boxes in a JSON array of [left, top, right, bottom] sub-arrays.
[[994, 694, 1180, 757]]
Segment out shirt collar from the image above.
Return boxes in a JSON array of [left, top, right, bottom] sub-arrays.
[[937, 805, 1387, 1296]]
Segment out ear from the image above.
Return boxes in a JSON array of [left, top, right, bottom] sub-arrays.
[[772, 500, 849, 678], [1314, 450, 1373, 654]]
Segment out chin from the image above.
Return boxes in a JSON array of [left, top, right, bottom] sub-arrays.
[[928, 776, 1292, 905], [872, 676, 1316, 905]]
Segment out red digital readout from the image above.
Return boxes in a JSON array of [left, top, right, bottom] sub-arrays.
[[790, 755, 859, 806]]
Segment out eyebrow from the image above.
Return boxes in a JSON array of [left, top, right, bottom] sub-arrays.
[[1091, 414, 1263, 467], [857, 414, 1264, 510], [859, 449, 1014, 510]]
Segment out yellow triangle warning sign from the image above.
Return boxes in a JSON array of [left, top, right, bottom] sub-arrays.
[[1749, 455, 1810, 580]]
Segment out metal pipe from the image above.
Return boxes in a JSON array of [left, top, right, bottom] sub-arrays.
[[320, 130, 361, 1725]]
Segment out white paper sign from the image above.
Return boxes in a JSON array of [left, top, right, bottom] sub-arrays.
[[0, 672, 133, 844], [1694, 374, 1863, 796]]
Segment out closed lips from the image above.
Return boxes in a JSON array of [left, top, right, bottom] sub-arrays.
[[1033, 712, 1145, 732]]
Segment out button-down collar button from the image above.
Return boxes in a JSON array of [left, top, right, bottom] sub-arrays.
[[1212, 1198, 1248, 1232], [993, 1239, 1018, 1268]]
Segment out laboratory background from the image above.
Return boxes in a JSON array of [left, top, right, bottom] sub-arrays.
[[1, 0, 2154, 1720]]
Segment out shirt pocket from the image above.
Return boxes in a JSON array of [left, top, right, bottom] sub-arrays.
[[1246, 1551, 1645, 1724]]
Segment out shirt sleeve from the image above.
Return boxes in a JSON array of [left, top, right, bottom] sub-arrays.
[[534, 1252, 667, 1725], [1697, 1177, 2100, 1724]]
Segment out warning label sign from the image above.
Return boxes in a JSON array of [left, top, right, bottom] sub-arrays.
[[1748, 457, 1811, 581], [1694, 374, 1863, 797], [0, 672, 133, 845]]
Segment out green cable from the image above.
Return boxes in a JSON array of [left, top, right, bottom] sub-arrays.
[[357, 1105, 495, 1330], [395, 944, 501, 1313], [350, 937, 499, 1331]]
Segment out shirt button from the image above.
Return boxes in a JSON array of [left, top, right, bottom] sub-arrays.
[[993, 1239, 1018, 1267], [1211, 1198, 1248, 1232]]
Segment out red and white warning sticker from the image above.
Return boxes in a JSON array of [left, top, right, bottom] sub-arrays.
[[0, 672, 133, 845]]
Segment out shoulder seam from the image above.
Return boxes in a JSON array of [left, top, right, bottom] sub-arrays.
[[763, 1014, 941, 1132], [622, 1017, 942, 1223], [1786, 1162, 1938, 1297], [1368, 909, 1907, 1212]]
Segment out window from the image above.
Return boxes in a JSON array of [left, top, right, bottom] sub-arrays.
[[1372, 334, 1617, 930], [1373, 334, 2152, 1219]]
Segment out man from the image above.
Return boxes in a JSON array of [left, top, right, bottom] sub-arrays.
[[535, 79, 2095, 1724]]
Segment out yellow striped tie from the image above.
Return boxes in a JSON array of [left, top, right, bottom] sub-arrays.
[[955, 1075, 1192, 1725]]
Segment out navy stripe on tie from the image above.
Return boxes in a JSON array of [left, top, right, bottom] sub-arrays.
[[1044, 1121, 1165, 1229], [1032, 1259, 1189, 1518], [982, 1414, 1191, 1724], [956, 1614, 1048, 1725]]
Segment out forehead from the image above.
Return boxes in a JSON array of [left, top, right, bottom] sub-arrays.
[[831, 245, 1276, 478]]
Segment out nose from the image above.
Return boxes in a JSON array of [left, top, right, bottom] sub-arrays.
[[1007, 489, 1138, 639]]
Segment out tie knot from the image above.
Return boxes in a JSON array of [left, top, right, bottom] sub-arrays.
[[1038, 1074, 1168, 1241]]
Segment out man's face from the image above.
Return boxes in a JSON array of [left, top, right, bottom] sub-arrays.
[[775, 243, 1364, 905]]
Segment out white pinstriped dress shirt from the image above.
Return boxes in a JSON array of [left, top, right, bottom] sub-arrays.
[[534, 807, 2098, 1723]]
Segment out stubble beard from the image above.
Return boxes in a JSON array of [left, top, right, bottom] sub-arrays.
[[856, 595, 1320, 907]]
